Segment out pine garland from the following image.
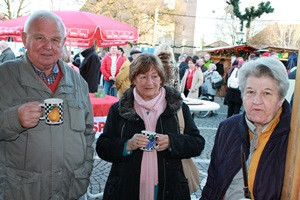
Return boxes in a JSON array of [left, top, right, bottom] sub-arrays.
[[226, 0, 274, 31]]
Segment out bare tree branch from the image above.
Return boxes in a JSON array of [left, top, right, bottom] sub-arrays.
[[0, 0, 31, 19]]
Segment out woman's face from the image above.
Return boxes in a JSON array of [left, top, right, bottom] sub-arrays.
[[242, 76, 284, 127], [188, 60, 195, 69], [133, 66, 162, 101]]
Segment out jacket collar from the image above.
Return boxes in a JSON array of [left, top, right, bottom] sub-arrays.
[[81, 46, 95, 57], [118, 86, 183, 121], [2, 47, 12, 54], [240, 99, 291, 155], [270, 99, 291, 138], [19, 55, 75, 94]]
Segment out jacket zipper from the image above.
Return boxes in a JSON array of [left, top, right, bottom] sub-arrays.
[[162, 157, 166, 200], [159, 118, 167, 199], [120, 121, 126, 138], [175, 113, 180, 134]]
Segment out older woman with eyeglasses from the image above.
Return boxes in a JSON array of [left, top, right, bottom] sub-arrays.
[[201, 57, 291, 200], [96, 53, 205, 200]]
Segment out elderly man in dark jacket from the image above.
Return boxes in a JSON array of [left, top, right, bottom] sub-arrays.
[[0, 41, 15, 63]]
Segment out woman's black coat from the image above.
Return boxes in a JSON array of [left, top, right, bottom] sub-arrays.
[[96, 86, 205, 200]]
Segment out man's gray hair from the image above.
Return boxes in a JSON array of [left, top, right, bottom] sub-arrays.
[[24, 10, 66, 38], [238, 57, 289, 100], [0, 40, 9, 49]]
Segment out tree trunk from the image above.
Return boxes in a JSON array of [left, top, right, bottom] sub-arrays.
[[281, 49, 300, 200], [245, 28, 251, 43]]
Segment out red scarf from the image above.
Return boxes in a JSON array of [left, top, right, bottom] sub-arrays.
[[186, 69, 195, 90]]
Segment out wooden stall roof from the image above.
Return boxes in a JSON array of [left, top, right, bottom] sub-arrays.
[[198, 45, 258, 60]]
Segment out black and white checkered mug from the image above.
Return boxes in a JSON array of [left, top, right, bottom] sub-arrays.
[[39, 98, 64, 125], [140, 130, 159, 151]]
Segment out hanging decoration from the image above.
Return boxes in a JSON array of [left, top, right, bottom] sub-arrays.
[[210, 45, 257, 60], [226, 0, 274, 31]]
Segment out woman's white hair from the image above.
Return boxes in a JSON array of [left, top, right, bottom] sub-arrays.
[[209, 63, 217, 71], [24, 10, 66, 38], [238, 57, 289, 99]]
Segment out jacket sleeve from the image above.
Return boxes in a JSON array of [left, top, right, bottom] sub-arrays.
[[201, 122, 223, 200], [0, 65, 26, 141], [115, 61, 130, 90], [180, 71, 188, 93], [212, 71, 222, 83], [115, 55, 126, 76], [167, 103, 205, 158], [3, 54, 15, 62], [192, 69, 203, 91], [82, 82, 96, 175], [0, 105, 27, 141], [100, 57, 110, 81]]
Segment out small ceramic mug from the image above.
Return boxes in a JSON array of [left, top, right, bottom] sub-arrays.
[[39, 98, 64, 125], [140, 130, 159, 151]]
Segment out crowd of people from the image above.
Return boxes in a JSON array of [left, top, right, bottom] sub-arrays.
[[0, 9, 298, 200]]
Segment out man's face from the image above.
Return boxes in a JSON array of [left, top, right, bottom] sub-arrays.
[[197, 58, 204, 66], [110, 46, 118, 54], [204, 54, 210, 62], [22, 19, 66, 71], [180, 56, 186, 62]]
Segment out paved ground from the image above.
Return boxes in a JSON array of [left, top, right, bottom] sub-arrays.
[[86, 96, 232, 199]]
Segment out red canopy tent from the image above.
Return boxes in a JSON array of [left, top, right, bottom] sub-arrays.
[[0, 10, 139, 47]]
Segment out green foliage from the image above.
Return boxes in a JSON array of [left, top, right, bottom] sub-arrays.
[[226, 0, 274, 31]]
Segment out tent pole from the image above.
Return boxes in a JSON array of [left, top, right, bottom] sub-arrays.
[[281, 49, 300, 200]]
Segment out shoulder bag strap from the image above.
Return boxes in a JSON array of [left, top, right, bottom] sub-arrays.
[[241, 146, 251, 199], [177, 107, 185, 134]]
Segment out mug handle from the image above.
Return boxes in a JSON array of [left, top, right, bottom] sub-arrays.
[[154, 136, 160, 149], [39, 103, 45, 120]]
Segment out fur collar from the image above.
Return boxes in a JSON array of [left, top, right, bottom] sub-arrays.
[[119, 86, 183, 121]]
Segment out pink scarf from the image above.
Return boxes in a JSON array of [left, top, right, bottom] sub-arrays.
[[134, 87, 167, 200]]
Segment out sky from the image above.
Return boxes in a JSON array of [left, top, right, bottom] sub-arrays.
[[29, 0, 85, 12], [194, 0, 300, 45], [28, 0, 300, 21], [17, 0, 300, 47]]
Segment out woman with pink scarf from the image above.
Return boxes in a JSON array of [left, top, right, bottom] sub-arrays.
[[96, 53, 205, 200]]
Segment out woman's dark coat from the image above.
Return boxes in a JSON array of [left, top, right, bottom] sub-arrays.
[[96, 86, 205, 200], [201, 100, 291, 200]]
